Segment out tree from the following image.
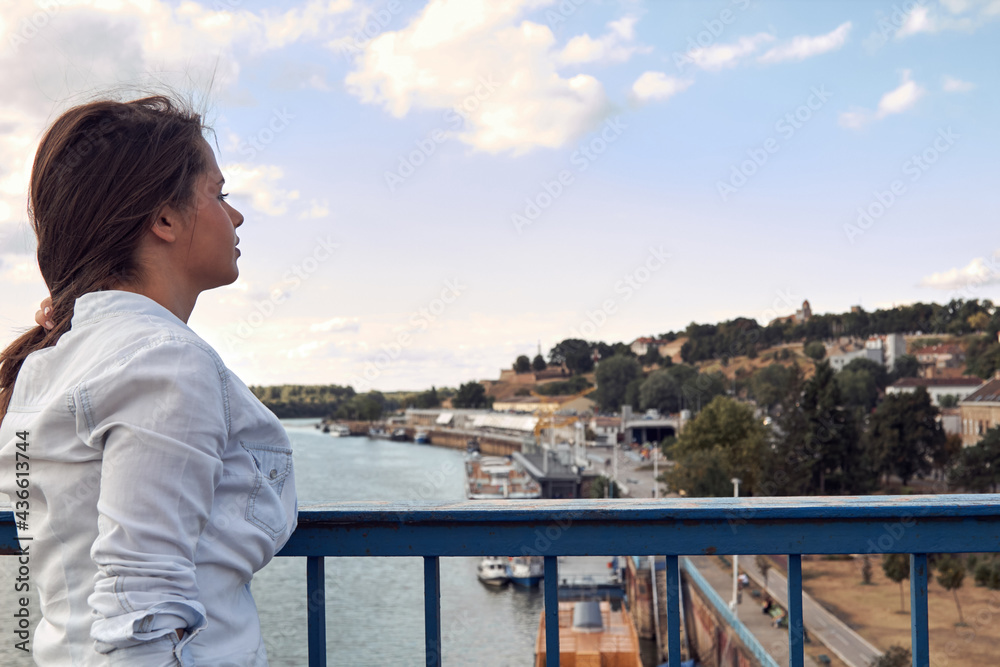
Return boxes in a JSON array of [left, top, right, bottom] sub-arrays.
[[867, 388, 946, 486], [639, 346, 664, 367], [936, 555, 967, 625], [891, 354, 919, 379], [861, 555, 873, 585], [639, 365, 726, 415], [802, 361, 867, 494], [870, 646, 911, 667], [804, 340, 826, 360], [968, 311, 990, 331], [937, 394, 958, 408], [336, 391, 386, 421], [661, 447, 732, 497], [949, 426, 1000, 492], [514, 355, 531, 373], [747, 363, 793, 414], [532, 354, 547, 371], [665, 396, 767, 495], [452, 382, 492, 409], [762, 365, 818, 496], [837, 358, 889, 412], [882, 553, 910, 613], [593, 354, 642, 412], [413, 386, 441, 409], [549, 339, 594, 375]]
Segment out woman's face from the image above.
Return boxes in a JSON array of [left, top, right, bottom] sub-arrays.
[[178, 139, 244, 291]]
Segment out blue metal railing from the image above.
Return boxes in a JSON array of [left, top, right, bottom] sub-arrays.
[[4, 494, 1000, 667]]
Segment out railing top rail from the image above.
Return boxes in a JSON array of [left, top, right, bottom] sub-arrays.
[[289, 494, 1000, 523], [3, 495, 999, 557]]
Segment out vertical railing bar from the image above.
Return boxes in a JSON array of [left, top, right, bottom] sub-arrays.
[[544, 555, 560, 667], [423, 556, 442, 667], [788, 554, 804, 667], [666, 555, 682, 667], [306, 556, 327, 667], [910, 554, 930, 667]]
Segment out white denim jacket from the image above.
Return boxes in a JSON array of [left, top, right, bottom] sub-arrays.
[[0, 290, 298, 666]]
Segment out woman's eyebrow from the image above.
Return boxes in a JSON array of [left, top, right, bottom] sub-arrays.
[[216, 177, 225, 186]]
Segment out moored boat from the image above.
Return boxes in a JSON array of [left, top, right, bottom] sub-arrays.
[[414, 428, 430, 444], [328, 423, 351, 437], [506, 556, 544, 587], [465, 455, 541, 500], [476, 557, 510, 587]]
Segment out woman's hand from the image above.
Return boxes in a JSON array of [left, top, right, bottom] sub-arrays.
[[35, 296, 54, 330]]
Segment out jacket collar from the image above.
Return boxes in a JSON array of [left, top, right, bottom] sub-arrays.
[[71, 290, 190, 331]]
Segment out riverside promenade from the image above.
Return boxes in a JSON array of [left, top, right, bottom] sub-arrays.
[[686, 556, 823, 667]]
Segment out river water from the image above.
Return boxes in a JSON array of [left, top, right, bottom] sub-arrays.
[[255, 418, 544, 666]]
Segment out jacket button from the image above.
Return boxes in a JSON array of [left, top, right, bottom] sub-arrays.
[[269, 469, 278, 479]]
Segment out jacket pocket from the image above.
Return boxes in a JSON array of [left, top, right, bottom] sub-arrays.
[[240, 441, 292, 539]]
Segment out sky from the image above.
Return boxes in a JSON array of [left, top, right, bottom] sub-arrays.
[[0, 0, 998, 392]]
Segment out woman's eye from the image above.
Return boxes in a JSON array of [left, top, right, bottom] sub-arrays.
[[219, 192, 229, 201]]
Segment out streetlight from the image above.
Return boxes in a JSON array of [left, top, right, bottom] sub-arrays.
[[730, 477, 742, 612]]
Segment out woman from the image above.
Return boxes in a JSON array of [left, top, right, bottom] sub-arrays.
[[0, 96, 297, 666]]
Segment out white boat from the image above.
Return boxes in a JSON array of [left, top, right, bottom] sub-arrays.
[[506, 556, 544, 587], [476, 557, 510, 587], [414, 429, 430, 444], [328, 424, 351, 437]]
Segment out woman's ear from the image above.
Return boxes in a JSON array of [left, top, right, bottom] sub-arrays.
[[149, 204, 188, 243]]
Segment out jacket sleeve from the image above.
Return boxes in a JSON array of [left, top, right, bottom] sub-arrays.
[[75, 337, 230, 665]]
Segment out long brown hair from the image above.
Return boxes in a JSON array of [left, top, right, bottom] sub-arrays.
[[0, 96, 208, 420]]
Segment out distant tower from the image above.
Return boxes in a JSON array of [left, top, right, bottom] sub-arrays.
[[537, 340, 542, 358]]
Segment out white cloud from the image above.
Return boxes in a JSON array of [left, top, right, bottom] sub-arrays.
[[895, 0, 1000, 38], [343, 0, 615, 154], [838, 70, 925, 129], [629, 72, 694, 105], [757, 22, 852, 64], [299, 199, 331, 219], [898, 5, 935, 37], [684, 33, 774, 71], [0, 0, 356, 233], [876, 70, 925, 116], [556, 15, 648, 65], [943, 75, 976, 92], [0, 254, 42, 285], [222, 163, 301, 216], [920, 254, 1000, 290], [309, 317, 362, 333]]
